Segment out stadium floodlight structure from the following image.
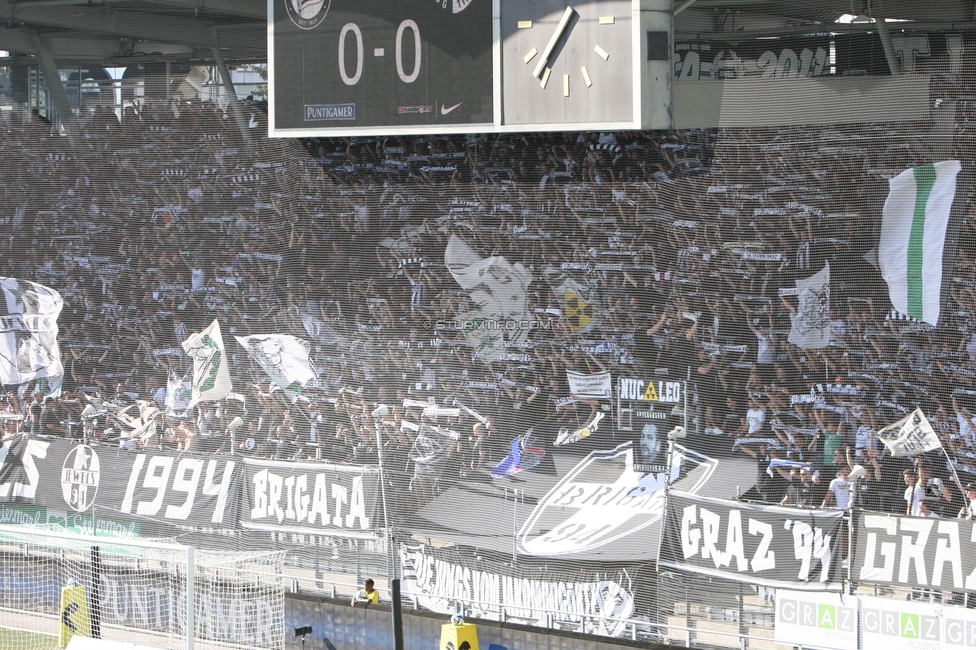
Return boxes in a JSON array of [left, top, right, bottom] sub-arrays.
[[0, 524, 285, 650]]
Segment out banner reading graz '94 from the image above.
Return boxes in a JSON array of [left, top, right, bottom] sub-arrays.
[[855, 512, 976, 592], [242, 457, 381, 537], [659, 492, 845, 590]]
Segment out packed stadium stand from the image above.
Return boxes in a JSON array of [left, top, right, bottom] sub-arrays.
[[4, 1, 976, 649], [0, 99, 967, 514]]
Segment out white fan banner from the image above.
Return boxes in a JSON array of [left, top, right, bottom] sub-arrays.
[[566, 370, 612, 398], [181, 319, 232, 408]]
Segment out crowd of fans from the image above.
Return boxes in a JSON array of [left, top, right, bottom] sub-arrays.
[[0, 89, 975, 519]]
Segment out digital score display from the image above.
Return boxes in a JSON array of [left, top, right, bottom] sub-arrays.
[[269, 0, 675, 136], [269, 0, 494, 136]]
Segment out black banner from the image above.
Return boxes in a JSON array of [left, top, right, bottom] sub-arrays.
[[659, 492, 845, 590], [0, 437, 240, 527], [241, 458, 381, 537], [399, 542, 638, 637], [855, 511, 976, 592]]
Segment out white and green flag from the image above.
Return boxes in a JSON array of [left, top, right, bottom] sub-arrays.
[[880, 160, 961, 326], [445, 235, 533, 364], [235, 334, 316, 403], [182, 319, 232, 409]]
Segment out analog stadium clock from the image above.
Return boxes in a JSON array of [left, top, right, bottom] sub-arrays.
[[499, 0, 635, 127]]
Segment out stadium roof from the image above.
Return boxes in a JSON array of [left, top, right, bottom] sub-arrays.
[[0, 0, 266, 65], [0, 0, 969, 67]]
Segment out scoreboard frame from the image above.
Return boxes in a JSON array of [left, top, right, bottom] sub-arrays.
[[267, 0, 673, 137]]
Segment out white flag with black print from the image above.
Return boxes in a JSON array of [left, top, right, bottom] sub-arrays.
[[165, 370, 193, 415], [113, 400, 159, 441], [876, 408, 942, 457], [181, 319, 232, 408], [788, 263, 830, 349], [235, 334, 316, 403], [0, 278, 64, 386]]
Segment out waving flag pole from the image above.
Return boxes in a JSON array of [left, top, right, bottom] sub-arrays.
[[880, 161, 962, 325], [877, 408, 967, 502]]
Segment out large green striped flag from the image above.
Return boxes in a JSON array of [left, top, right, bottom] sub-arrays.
[[879, 160, 961, 326]]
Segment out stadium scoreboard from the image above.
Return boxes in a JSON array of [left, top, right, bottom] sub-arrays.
[[268, 0, 673, 137]]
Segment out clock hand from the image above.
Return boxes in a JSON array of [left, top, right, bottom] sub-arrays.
[[531, 5, 576, 79]]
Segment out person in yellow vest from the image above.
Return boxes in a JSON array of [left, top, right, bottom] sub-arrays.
[[351, 579, 379, 607]]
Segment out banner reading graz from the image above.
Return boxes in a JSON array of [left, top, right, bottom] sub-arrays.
[[242, 457, 380, 537], [855, 512, 976, 592], [0, 437, 240, 527], [659, 492, 845, 590]]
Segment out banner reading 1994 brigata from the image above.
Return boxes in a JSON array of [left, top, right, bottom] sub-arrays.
[[659, 492, 845, 590], [0, 437, 383, 537]]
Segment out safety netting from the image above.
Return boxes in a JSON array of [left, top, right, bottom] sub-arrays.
[[0, 23, 974, 648]]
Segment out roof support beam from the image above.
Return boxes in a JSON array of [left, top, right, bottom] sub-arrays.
[[212, 36, 251, 149], [29, 30, 80, 145], [5, 3, 262, 48], [874, 13, 901, 76], [11, 0, 264, 19], [0, 31, 121, 58], [677, 20, 976, 40]]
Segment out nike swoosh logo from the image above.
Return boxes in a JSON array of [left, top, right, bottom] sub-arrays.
[[441, 102, 463, 115]]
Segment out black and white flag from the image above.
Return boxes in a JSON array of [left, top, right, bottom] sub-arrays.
[[0, 278, 63, 386], [788, 263, 830, 349], [875, 408, 942, 457]]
